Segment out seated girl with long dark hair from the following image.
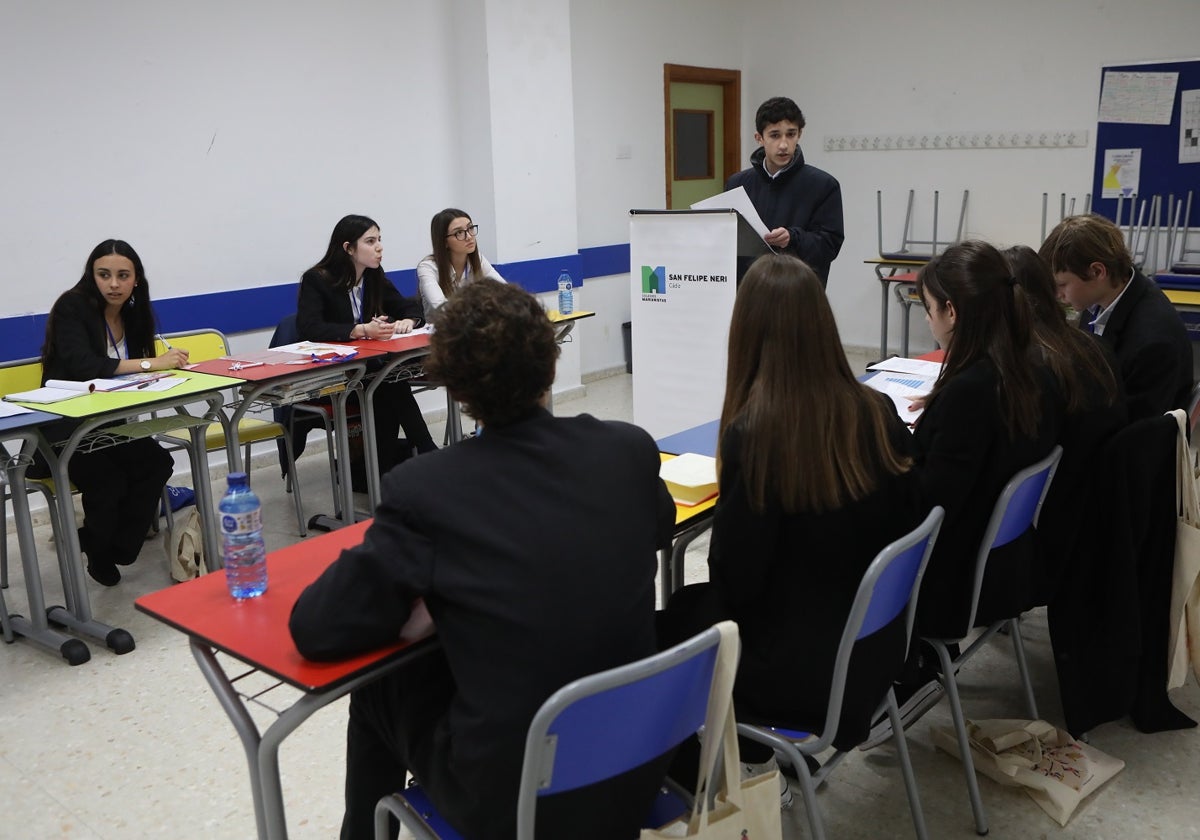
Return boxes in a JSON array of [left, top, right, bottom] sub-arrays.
[[39, 239, 189, 585], [297, 214, 437, 473], [660, 253, 923, 760]]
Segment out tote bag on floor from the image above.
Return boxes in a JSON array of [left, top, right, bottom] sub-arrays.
[[1167, 409, 1200, 689], [641, 620, 783, 840]]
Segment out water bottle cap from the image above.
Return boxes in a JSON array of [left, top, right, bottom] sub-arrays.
[[227, 472, 248, 487]]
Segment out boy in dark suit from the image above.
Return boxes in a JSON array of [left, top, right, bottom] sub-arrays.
[[1040, 213, 1194, 419], [290, 281, 676, 840]]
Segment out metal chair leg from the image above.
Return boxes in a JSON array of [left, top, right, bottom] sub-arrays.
[[886, 688, 930, 840], [931, 639, 989, 835], [1008, 617, 1039, 720]]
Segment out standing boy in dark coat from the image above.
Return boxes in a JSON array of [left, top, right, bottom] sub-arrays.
[[725, 96, 844, 286]]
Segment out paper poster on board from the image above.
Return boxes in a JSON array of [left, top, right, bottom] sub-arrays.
[[1101, 149, 1141, 198]]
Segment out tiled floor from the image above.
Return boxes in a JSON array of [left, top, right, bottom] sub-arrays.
[[3, 359, 1200, 838]]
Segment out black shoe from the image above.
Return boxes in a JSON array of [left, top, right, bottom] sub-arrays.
[[86, 559, 121, 587], [778, 754, 821, 780], [80, 528, 121, 585]]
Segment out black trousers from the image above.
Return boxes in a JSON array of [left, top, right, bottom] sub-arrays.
[[370, 379, 436, 471], [67, 437, 173, 566]]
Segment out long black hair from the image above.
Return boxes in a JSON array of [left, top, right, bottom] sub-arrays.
[[304, 214, 389, 315], [917, 240, 1043, 439], [43, 239, 158, 367]]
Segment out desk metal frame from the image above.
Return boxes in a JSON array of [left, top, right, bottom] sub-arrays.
[[39, 389, 227, 654], [867, 259, 927, 363], [189, 640, 430, 840], [221, 362, 367, 533], [1, 412, 92, 663]]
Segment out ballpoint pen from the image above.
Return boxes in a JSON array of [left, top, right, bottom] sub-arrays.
[[157, 333, 174, 350]]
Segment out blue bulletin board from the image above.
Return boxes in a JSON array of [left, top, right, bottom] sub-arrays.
[[1092, 58, 1200, 223]]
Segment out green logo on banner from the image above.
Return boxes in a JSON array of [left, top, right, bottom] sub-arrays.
[[642, 265, 666, 294]]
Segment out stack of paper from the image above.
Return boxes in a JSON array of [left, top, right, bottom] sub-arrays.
[[660, 452, 719, 506], [863, 357, 942, 425]]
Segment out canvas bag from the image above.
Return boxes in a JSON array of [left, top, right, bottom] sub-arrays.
[[641, 620, 783, 840], [165, 508, 208, 582], [931, 718, 1124, 826], [1167, 408, 1200, 689]]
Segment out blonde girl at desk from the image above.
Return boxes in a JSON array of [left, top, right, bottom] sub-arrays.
[[659, 253, 923, 779], [38, 240, 189, 586], [297, 214, 436, 473], [415, 208, 505, 322]]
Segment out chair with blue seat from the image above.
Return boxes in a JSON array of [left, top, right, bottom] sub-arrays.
[[373, 622, 733, 840], [922, 445, 1062, 836], [737, 506, 945, 840]]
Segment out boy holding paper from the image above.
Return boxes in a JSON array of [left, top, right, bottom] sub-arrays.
[[725, 96, 844, 286]]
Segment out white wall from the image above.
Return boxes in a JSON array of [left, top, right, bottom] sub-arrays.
[[743, 0, 1200, 353], [0, 0, 460, 314], [8, 1, 1200, 369]]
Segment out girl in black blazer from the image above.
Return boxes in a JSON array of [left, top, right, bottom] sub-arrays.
[[911, 241, 1060, 641], [297, 215, 436, 473], [660, 254, 923, 753], [39, 240, 189, 585]]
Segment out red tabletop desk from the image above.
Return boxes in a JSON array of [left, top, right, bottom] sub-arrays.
[[136, 520, 426, 840], [188, 351, 384, 531]]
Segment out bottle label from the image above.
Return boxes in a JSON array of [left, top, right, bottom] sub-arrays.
[[221, 508, 262, 535]]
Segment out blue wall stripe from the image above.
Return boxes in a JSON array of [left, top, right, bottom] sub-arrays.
[[0, 247, 632, 362]]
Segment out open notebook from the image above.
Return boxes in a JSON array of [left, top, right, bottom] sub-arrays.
[[3, 372, 172, 404]]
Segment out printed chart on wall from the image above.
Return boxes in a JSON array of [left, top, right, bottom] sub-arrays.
[[1092, 59, 1200, 226]]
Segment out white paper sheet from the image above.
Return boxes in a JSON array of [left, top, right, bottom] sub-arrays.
[[690, 186, 772, 241]]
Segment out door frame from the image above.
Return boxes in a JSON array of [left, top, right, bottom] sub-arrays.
[[663, 64, 741, 208]]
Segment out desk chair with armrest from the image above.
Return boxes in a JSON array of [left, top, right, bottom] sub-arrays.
[[921, 446, 1062, 836], [374, 623, 731, 840], [738, 506, 945, 840], [154, 329, 309, 536]]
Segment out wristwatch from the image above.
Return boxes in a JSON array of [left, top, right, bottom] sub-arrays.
[[140, 359, 152, 371]]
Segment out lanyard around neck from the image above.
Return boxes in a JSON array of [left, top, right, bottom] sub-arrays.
[[105, 320, 126, 360]]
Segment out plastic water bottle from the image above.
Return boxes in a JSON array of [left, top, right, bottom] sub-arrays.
[[557, 270, 574, 315], [220, 472, 268, 599]]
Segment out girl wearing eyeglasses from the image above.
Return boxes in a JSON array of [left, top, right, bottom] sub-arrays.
[[298, 214, 437, 471], [416, 208, 506, 322]]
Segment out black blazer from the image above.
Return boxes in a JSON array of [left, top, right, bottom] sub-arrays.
[[295, 268, 423, 343], [913, 359, 1060, 637], [290, 409, 675, 834], [706, 404, 923, 749], [1099, 270, 1193, 420], [41, 290, 150, 382]]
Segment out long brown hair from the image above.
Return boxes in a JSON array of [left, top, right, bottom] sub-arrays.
[[917, 241, 1043, 439], [429, 208, 483, 299], [719, 254, 912, 513], [1004, 244, 1117, 413]]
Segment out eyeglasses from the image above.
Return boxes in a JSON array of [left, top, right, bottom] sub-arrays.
[[446, 224, 480, 241]]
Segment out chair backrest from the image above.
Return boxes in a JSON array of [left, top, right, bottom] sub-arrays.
[[270, 314, 300, 348], [515, 624, 725, 837], [157, 329, 231, 363], [1186, 380, 1200, 444], [808, 506, 944, 753], [963, 445, 1063, 631], [0, 357, 44, 394]]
